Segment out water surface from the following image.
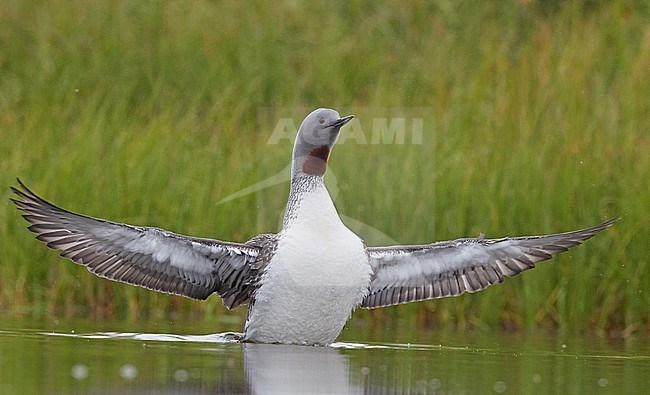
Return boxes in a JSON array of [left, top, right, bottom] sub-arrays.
[[0, 319, 647, 394]]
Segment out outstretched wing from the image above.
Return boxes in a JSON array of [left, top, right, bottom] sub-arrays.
[[361, 218, 618, 309], [11, 179, 272, 309]]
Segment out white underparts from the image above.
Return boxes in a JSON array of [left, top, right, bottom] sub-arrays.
[[243, 182, 371, 346]]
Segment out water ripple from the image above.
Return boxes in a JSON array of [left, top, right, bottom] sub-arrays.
[[1, 329, 647, 362]]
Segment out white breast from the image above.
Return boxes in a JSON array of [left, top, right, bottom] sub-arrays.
[[243, 186, 372, 346]]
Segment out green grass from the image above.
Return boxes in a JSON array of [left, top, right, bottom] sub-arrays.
[[1, 0, 647, 337]]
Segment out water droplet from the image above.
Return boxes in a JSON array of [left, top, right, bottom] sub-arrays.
[[119, 364, 138, 380], [190, 368, 202, 379], [494, 380, 507, 393], [597, 378, 608, 387], [71, 364, 88, 380], [174, 369, 189, 382]]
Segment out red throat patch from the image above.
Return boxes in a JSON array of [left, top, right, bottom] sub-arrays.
[[302, 146, 330, 175]]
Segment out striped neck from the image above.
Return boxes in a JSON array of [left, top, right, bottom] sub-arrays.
[[283, 173, 327, 228]]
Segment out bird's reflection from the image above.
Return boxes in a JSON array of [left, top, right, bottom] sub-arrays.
[[243, 343, 355, 394]]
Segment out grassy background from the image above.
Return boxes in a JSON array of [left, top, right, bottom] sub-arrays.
[[0, 0, 647, 338]]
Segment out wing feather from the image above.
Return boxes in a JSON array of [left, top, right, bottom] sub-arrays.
[[361, 217, 618, 308], [11, 179, 273, 308]]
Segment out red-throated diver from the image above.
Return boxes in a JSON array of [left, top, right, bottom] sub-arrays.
[[11, 108, 617, 346]]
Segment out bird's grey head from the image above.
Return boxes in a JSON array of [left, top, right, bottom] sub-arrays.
[[292, 108, 354, 176]]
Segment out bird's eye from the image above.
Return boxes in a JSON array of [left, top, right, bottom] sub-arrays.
[[319, 117, 325, 125]]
